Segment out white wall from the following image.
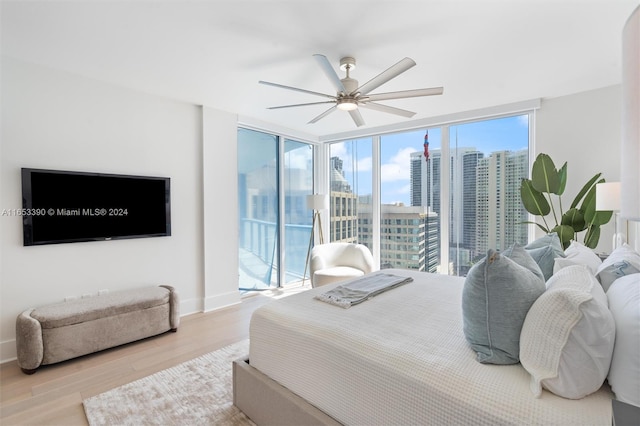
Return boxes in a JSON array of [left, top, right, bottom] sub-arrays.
[[535, 85, 623, 254], [0, 58, 239, 362], [202, 106, 241, 311]]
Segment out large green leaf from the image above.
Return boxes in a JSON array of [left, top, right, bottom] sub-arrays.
[[584, 225, 601, 249], [561, 208, 586, 232], [570, 173, 602, 209], [520, 178, 550, 216], [586, 195, 613, 226], [557, 162, 568, 196], [583, 179, 607, 223], [582, 179, 614, 227], [582, 183, 596, 222], [592, 210, 613, 226], [531, 154, 561, 194], [551, 224, 575, 248]]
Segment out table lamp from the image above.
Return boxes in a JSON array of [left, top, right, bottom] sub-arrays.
[[596, 182, 624, 251]]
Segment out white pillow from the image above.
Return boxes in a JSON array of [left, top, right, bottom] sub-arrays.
[[596, 243, 640, 292], [553, 240, 602, 275], [606, 273, 640, 407], [520, 287, 615, 399], [546, 264, 608, 307]]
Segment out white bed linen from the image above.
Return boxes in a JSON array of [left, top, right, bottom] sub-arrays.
[[249, 269, 612, 426]]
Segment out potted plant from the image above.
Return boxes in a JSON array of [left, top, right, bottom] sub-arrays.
[[520, 153, 613, 249]]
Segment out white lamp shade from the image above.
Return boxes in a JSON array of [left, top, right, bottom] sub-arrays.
[[621, 5, 640, 221], [596, 182, 621, 211], [307, 194, 329, 211]]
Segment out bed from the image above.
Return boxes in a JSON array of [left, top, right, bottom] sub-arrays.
[[234, 269, 613, 425]]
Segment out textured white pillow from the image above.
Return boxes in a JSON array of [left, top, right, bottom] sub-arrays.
[[546, 264, 608, 307], [606, 273, 640, 407], [596, 243, 640, 292], [553, 241, 602, 275], [520, 287, 615, 399]]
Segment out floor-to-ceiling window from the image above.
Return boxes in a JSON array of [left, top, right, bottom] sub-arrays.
[[328, 138, 372, 251], [380, 128, 441, 272], [283, 140, 314, 284], [449, 115, 529, 276], [237, 128, 314, 290], [238, 129, 279, 290], [328, 112, 531, 276]]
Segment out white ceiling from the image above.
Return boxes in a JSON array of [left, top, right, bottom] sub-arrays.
[[2, 0, 638, 140]]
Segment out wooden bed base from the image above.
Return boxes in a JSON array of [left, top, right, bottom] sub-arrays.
[[233, 358, 341, 426]]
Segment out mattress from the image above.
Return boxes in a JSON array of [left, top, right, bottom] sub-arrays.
[[249, 269, 613, 425]]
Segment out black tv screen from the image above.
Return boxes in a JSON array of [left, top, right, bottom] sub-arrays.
[[21, 168, 171, 246]]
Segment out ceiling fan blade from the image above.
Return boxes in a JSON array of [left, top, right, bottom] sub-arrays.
[[313, 54, 347, 94], [364, 87, 444, 102], [359, 102, 416, 118], [349, 109, 365, 127], [259, 80, 336, 99], [308, 105, 337, 124], [354, 57, 416, 96], [268, 101, 336, 110]]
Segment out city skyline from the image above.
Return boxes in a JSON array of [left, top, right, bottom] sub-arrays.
[[330, 134, 530, 274], [330, 114, 529, 205]]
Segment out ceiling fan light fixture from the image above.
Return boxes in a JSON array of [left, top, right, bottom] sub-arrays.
[[261, 54, 443, 128], [339, 56, 356, 72], [337, 98, 358, 111]]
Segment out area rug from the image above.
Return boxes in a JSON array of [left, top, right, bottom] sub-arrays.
[[83, 340, 255, 425]]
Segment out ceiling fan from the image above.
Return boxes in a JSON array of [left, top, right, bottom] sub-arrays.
[[259, 54, 443, 127]]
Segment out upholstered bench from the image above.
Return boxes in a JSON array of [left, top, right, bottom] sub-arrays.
[[16, 285, 179, 374]]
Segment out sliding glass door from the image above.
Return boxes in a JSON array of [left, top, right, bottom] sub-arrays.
[[237, 128, 314, 290], [238, 129, 279, 290]]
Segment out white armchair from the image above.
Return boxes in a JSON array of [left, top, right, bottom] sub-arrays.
[[309, 242, 375, 287]]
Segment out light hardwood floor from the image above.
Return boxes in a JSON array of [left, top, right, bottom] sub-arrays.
[[0, 291, 279, 425]]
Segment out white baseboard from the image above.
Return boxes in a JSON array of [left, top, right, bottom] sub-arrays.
[[203, 291, 241, 312], [179, 297, 203, 317], [0, 339, 17, 364]]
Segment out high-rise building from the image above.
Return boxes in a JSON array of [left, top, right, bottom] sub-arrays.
[[410, 151, 441, 214], [330, 156, 358, 243], [411, 147, 483, 272], [410, 151, 424, 207], [460, 150, 484, 258], [358, 201, 439, 272], [410, 151, 440, 271], [475, 149, 529, 254], [449, 148, 483, 246]]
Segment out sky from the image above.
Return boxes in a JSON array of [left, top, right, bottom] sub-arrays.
[[330, 114, 530, 204]]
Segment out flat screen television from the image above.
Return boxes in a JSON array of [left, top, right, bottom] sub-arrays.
[[21, 168, 171, 246]]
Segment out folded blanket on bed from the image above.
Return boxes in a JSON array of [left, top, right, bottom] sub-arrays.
[[315, 272, 413, 308]]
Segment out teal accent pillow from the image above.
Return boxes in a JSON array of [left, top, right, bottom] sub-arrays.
[[462, 244, 546, 364], [523, 233, 565, 281], [598, 261, 640, 292], [596, 243, 640, 292]]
